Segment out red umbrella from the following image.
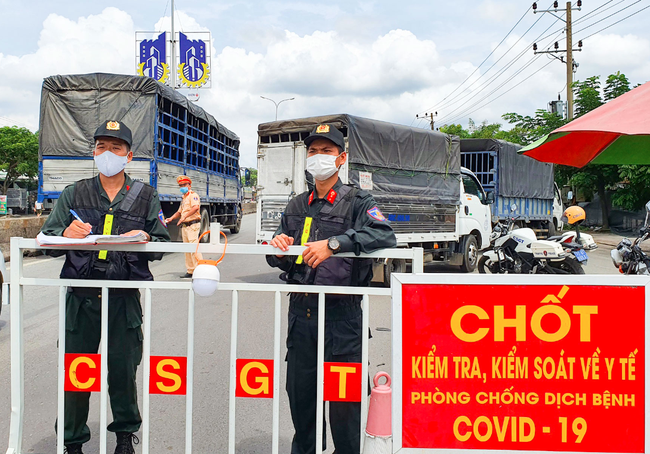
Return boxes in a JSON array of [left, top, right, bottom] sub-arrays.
[[520, 81, 650, 167]]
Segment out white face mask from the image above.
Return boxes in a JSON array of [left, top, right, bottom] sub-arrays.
[[306, 154, 342, 181], [94, 151, 129, 177]]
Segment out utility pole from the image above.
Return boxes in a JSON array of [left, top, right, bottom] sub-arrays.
[[416, 112, 437, 130], [532, 1, 582, 120], [171, 0, 176, 89]]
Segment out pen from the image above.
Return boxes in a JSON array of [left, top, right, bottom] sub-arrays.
[[70, 209, 93, 234]]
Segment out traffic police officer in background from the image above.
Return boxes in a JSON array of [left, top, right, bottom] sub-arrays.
[[267, 124, 396, 454], [40, 120, 170, 454], [164, 175, 202, 278]]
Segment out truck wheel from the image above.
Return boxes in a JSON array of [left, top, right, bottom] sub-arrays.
[[460, 235, 478, 273], [547, 220, 556, 237], [200, 208, 210, 243], [383, 258, 406, 286], [230, 207, 242, 234]]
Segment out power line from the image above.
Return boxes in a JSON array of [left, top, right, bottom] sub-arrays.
[[577, 3, 650, 40], [417, 4, 533, 115], [573, 0, 642, 35], [432, 6, 548, 114], [442, 55, 547, 125], [436, 22, 566, 125], [573, 0, 618, 24], [442, 59, 556, 126], [0, 116, 32, 129]]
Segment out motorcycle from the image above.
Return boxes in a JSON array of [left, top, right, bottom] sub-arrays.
[[611, 200, 650, 275], [478, 204, 585, 274]]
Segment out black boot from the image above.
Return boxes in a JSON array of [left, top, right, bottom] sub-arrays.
[[114, 432, 140, 454], [64, 444, 84, 454]]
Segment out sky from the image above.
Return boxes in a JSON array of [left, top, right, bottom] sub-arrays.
[[0, 0, 648, 168]]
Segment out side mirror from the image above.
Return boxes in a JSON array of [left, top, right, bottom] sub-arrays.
[[485, 191, 495, 204], [510, 203, 517, 213], [567, 190, 574, 201]]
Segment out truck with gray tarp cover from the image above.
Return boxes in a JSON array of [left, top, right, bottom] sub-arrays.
[[38, 73, 243, 239], [460, 139, 563, 236], [257, 114, 493, 282]]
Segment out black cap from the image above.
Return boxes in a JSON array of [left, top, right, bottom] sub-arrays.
[[303, 124, 345, 150], [93, 120, 132, 148]]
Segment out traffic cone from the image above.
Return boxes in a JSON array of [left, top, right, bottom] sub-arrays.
[[362, 372, 392, 454]]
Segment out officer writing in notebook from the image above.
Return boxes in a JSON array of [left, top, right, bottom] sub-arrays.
[[40, 120, 170, 454], [267, 124, 396, 454]]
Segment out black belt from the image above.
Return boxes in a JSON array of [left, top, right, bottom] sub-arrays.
[[182, 219, 201, 226], [70, 287, 140, 297]]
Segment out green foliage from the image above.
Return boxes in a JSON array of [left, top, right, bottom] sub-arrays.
[[604, 71, 630, 101], [439, 124, 470, 138], [241, 168, 257, 186], [0, 127, 39, 194], [502, 110, 567, 145], [572, 76, 603, 118], [611, 165, 650, 211]]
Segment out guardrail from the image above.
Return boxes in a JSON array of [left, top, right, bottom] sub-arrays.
[[6, 226, 423, 454]]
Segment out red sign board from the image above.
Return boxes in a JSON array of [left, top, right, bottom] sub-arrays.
[[65, 354, 101, 392], [150, 356, 187, 395], [324, 362, 362, 402], [236, 359, 274, 398], [400, 283, 645, 452]]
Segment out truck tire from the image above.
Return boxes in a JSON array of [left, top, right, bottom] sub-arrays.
[[459, 235, 478, 273], [200, 208, 210, 243], [383, 258, 406, 286], [547, 220, 556, 237], [230, 206, 242, 234]]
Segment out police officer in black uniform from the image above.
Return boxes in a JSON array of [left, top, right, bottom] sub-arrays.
[[267, 124, 396, 454], [40, 120, 170, 454]]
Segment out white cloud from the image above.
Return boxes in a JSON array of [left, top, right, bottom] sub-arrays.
[[0, 3, 648, 168]]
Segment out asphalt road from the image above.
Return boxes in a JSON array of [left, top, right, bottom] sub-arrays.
[[0, 217, 622, 453]]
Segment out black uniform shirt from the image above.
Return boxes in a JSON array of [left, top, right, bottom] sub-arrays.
[[267, 179, 396, 273]]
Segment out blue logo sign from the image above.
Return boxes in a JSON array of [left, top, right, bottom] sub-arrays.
[[137, 32, 169, 83], [178, 32, 210, 88]]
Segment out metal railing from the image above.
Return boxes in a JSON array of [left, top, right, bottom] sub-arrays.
[[6, 227, 423, 454]]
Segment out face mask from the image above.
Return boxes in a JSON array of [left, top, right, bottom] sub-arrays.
[[180, 187, 189, 194], [94, 151, 128, 177], [306, 154, 341, 181]]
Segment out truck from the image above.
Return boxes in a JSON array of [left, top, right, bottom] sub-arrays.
[[460, 138, 563, 237], [37, 73, 243, 240], [256, 114, 493, 283]]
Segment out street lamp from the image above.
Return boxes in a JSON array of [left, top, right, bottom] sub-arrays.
[[260, 96, 295, 121]]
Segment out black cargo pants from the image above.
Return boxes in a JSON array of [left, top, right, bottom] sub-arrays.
[[60, 289, 143, 445], [286, 293, 363, 454]]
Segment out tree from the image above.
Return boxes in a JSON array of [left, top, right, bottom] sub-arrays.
[[604, 71, 630, 101], [573, 76, 603, 118], [439, 124, 470, 138], [501, 110, 566, 145], [0, 127, 39, 194]]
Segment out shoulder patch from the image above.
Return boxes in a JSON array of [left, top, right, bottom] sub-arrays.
[[367, 206, 387, 221], [158, 209, 167, 228]]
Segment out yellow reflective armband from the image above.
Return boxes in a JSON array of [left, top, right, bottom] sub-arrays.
[[295, 217, 312, 265], [98, 214, 114, 260]]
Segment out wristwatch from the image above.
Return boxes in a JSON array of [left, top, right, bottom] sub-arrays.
[[327, 236, 341, 253]]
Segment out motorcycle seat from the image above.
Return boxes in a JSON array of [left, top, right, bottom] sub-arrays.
[[547, 235, 564, 241]]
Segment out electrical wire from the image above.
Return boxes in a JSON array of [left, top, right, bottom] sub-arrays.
[[443, 59, 556, 126], [432, 7, 548, 114], [577, 3, 650, 40], [442, 55, 547, 125], [436, 24, 565, 125], [573, 0, 642, 35], [417, 4, 533, 115], [0, 116, 32, 129], [573, 0, 619, 25]]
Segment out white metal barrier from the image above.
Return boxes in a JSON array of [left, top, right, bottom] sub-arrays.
[[6, 230, 423, 454]]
